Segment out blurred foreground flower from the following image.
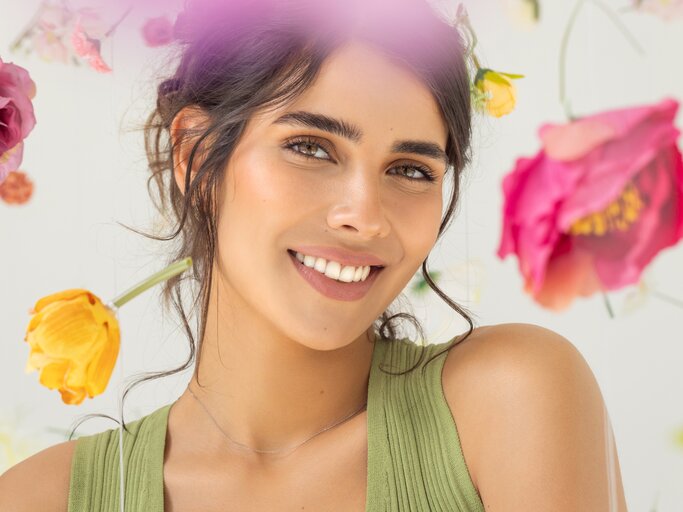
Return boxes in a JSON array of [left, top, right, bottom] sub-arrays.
[[0, 58, 36, 184], [497, 98, 683, 311], [473, 68, 524, 117], [0, 170, 34, 205], [24, 258, 193, 405]]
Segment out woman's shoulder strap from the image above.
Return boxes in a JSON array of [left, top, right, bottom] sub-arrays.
[[67, 403, 172, 512]]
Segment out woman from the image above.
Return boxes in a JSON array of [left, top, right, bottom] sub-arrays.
[[0, 0, 628, 510]]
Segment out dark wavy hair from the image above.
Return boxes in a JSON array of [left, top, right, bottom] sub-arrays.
[[70, 0, 479, 437]]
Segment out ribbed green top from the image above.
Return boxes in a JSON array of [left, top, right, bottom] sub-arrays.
[[68, 337, 485, 511]]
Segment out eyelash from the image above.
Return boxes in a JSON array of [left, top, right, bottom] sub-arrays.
[[282, 136, 438, 183]]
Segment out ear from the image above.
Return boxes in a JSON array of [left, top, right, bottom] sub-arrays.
[[170, 106, 211, 196]]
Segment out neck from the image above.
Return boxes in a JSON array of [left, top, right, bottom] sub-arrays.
[[175, 274, 377, 463]]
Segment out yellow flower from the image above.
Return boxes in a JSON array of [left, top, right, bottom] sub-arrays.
[[474, 68, 524, 118], [24, 289, 120, 405]]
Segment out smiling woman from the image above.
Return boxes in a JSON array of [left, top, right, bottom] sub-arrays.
[[0, 0, 628, 510]]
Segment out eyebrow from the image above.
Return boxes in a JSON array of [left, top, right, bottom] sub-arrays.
[[272, 110, 448, 166]]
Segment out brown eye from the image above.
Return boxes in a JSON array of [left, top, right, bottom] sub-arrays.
[[389, 164, 437, 182], [283, 137, 332, 160]]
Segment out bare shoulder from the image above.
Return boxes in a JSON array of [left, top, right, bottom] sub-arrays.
[[441, 322, 628, 511], [0, 439, 77, 512]]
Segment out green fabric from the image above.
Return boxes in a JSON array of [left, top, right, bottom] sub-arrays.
[[68, 337, 485, 511]]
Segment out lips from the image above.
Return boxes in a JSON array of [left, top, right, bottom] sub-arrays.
[[287, 249, 384, 301]]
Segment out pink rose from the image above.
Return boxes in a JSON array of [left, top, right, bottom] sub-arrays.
[[142, 16, 175, 47], [0, 58, 37, 184], [497, 98, 683, 311]]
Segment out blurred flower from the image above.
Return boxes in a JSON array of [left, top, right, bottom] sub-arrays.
[[633, 0, 683, 20], [10, 2, 128, 73], [24, 289, 121, 405], [142, 16, 175, 47], [23, 258, 193, 405], [71, 17, 112, 73], [0, 170, 34, 205], [0, 58, 36, 184], [497, 98, 683, 311], [473, 68, 524, 117], [502, 0, 541, 28]]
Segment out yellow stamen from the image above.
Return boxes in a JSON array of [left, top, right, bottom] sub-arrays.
[[568, 182, 644, 237]]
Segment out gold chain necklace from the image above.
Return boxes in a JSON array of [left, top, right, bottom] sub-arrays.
[[187, 385, 367, 457]]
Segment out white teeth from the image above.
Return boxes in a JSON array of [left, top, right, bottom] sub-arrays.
[[293, 251, 375, 282], [324, 261, 341, 280], [361, 266, 370, 280], [314, 257, 327, 273]]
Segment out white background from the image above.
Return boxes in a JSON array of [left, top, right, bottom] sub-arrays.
[[1, 1, 682, 510]]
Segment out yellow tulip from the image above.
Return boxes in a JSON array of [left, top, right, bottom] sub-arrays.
[[22, 258, 193, 406], [474, 68, 524, 118], [24, 289, 120, 405]]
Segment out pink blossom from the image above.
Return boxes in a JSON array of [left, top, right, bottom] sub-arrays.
[[142, 16, 175, 47], [497, 98, 683, 311], [70, 17, 112, 73], [0, 58, 37, 184]]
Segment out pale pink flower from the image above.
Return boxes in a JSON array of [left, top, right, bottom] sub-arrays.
[[70, 17, 112, 73]]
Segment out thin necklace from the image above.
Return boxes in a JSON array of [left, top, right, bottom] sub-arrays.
[[186, 386, 368, 457]]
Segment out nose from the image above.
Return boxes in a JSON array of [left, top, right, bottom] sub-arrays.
[[326, 168, 391, 240]]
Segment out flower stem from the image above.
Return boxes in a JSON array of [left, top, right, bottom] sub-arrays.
[[650, 288, 683, 310], [601, 290, 615, 318], [111, 257, 193, 309], [589, 0, 644, 56], [104, 4, 134, 38], [559, 0, 586, 121]]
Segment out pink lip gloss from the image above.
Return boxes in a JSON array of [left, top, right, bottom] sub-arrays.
[[287, 250, 384, 301]]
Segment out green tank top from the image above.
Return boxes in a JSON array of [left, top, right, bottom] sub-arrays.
[[68, 337, 485, 511]]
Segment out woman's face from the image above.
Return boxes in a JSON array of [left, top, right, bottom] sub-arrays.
[[199, 40, 449, 350]]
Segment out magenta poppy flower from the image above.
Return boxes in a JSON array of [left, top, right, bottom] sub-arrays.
[[0, 58, 37, 184], [497, 98, 683, 311]]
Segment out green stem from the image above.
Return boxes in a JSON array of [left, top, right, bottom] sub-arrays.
[[559, 0, 586, 121], [650, 288, 683, 310], [110, 257, 193, 309], [601, 290, 615, 318], [589, 0, 645, 56]]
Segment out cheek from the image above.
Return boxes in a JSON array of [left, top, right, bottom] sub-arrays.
[[392, 190, 442, 256]]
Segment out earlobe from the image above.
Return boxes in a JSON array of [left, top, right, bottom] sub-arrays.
[[170, 105, 211, 196]]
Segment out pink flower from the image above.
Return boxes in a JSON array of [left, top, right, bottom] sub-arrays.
[[142, 16, 175, 47], [497, 98, 683, 311], [70, 17, 112, 73], [0, 58, 37, 184]]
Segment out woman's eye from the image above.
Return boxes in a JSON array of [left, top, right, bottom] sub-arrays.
[[389, 165, 437, 183], [284, 138, 332, 160]]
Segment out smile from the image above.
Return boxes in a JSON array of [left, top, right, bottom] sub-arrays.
[[287, 249, 384, 301]]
